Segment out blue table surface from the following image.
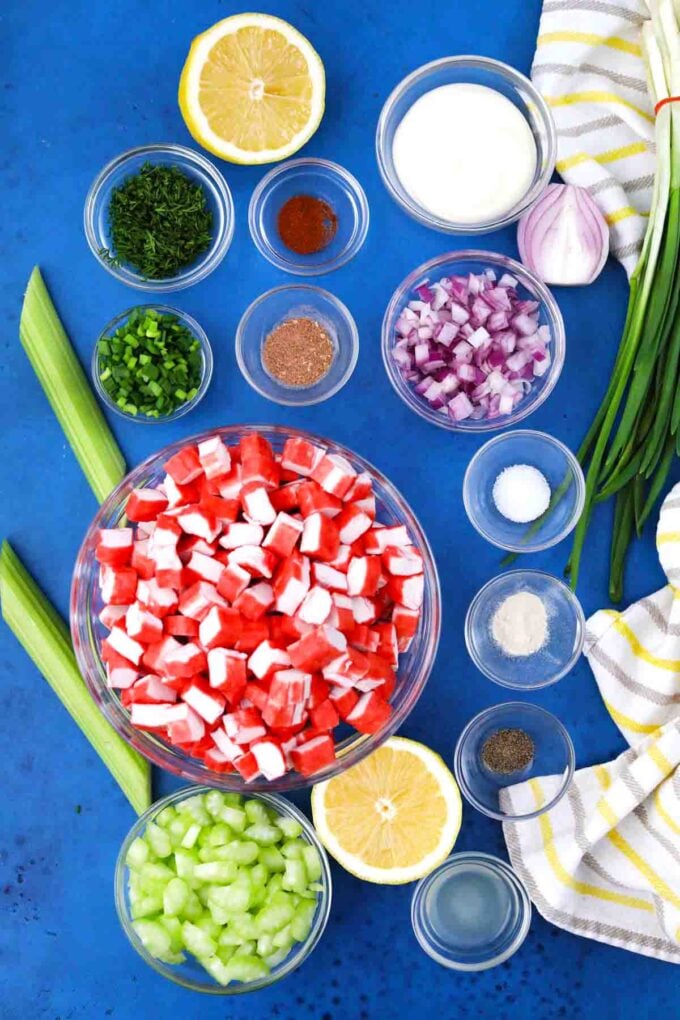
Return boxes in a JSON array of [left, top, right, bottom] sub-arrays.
[[1, 1, 678, 1017]]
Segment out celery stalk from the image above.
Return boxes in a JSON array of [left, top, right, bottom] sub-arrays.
[[19, 267, 126, 503], [0, 540, 150, 814]]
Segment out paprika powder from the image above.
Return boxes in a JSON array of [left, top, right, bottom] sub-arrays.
[[277, 194, 338, 255]]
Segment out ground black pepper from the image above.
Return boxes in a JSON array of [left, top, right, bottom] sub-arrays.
[[262, 317, 334, 387], [277, 194, 338, 255], [481, 728, 535, 774]]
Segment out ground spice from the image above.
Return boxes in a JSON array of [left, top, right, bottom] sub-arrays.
[[262, 317, 335, 387], [481, 728, 535, 774], [277, 194, 338, 255]]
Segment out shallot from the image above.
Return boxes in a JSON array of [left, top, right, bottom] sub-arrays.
[[392, 269, 552, 422]]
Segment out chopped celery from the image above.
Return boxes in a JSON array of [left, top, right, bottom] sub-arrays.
[[245, 823, 281, 846], [19, 267, 126, 503], [0, 541, 150, 814]]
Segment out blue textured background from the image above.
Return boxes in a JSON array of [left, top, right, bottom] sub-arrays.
[[1, 2, 677, 1017]]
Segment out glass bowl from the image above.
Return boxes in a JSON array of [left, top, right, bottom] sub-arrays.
[[376, 55, 556, 234], [411, 852, 531, 971], [248, 158, 369, 275], [91, 304, 213, 424], [464, 569, 585, 690], [70, 425, 441, 792], [453, 702, 575, 821], [463, 430, 586, 551], [382, 251, 565, 433], [115, 785, 332, 993], [84, 143, 234, 291], [235, 285, 359, 406]]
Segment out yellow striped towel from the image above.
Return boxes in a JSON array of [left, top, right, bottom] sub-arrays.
[[502, 483, 680, 962], [532, 0, 656, 276]]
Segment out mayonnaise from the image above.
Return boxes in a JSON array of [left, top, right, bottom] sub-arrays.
[[392, 83, 537, 225]]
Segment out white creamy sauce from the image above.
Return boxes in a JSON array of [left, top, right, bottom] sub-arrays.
[[392, 83, 537, 224]]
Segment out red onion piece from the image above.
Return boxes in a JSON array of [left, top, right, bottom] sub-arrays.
[[517, 183, 609, 286]]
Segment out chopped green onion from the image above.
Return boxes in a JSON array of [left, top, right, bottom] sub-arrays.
[[20, 267, 126, 504], [0, 541, 150, 814]]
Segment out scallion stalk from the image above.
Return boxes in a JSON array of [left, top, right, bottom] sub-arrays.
[[0, 541, 150, 814]]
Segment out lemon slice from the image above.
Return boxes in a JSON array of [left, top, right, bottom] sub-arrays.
[[311, 737, 462, 885], [178, 13, 325, 165]]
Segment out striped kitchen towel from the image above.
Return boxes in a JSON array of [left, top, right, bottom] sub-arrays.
[[502, 482, 680, 962], [532, 0, 656, 276]]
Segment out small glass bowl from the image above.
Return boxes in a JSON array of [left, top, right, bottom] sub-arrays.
[[376, 55, 556, 234], [248, 158, 369, 276], [411, 852, 531, 971], [382, 251, 565, 433], [70, 425, 441, 792], [454, 702, 575, 821], [463, 430, 586, 552], [92, 305, 213, 424], [84, 143, 234, 291], [236, 285, 359, 406], [115, 785, 332, 993], [465, 569, 586, 690]]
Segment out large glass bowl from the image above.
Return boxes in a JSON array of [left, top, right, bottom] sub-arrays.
[[376, 56, 556, 234], [115, 785, 332, 993], [71, 425, 441, 792], [382, 250, 565, 433]]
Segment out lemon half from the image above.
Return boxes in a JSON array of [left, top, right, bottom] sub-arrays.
[[179, 13, 325, 165], [311, 737, 462, 885]]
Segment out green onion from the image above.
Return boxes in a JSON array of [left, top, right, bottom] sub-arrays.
[[20, 267, 126, 504], [97, 308, 203, 418], [0, 541, 150, 814], [567, 1, 680, 600]]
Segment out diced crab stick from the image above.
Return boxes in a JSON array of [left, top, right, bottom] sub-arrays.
[[387, 573, 424, 610], [310, 699, 340, 731], [241, 453, 280, 491], [153, 546, 183, 590], [392, 605, 420, 652], [164, 615, 199, 639], [268, 669, 312, 709], [197, 437, 231, 479], [351, 595, 380, 625], [228, 545, 277, 578], [327, 544, 352, 572], [373, 622, 399, 667], [130, 702, 184, 730], [364, 524, 411, 553], [312, 562, 348, 592], [186, 550, 224, 585], [346, 691, 392, 733], [161, 640, 207, 680], [162, 474, 200, 509], [298, 481, 342, 518], [345, 471, 373, 502], [336, 504, 373, 544], [322, 648, 369, 687], [137, 577, 178, 616], [235, 619, 269, 653], [328, 592, 355, 632], [125, 602, 163, 644], [251, 739, 287, 780], [224, 707, 267, 744], [311, 453, 357, 499], [349, 623, 380, 653], [245, 681, 269, 712], [107, 664, 139, 689], [164, 446, 203, 485], [248, 640, 292, 680], [281, 437, 325, 477], [107, 625, 145, 666], [383, 546, 424, 577], [297, 585, 332, 625], [274, 551, 310, 616], [199, 605, 242, 649], [263, 512, 304, 559], [211, 727, 243, 762], [182, 680, 226, 725], [178, 581, 226, 621], [150, 514, 182, 549], [216, 562, 250, 602], [233, 581, 274, 621], [347, 556, 382, 597], [270, 481, 302, 512], [176, 507, 220, 543], [203, 748, 233, 773], [96, 528, 133, 567], [131, 540, 155, 580], [207, 648, 247, 701], [300, 512, 340, 562], [233, 751, 260, 782], [241, 485, 276, 525], [354, 494, 376, 519], [99, 604, 127, 629], [219, 522, 264, 549], [308, 675, 330, 708], [288, 625, 347, 672], [290, 734, 336, 776], [101, 566, 138, 606], [328, 684, 359, 720], [199, 495, 239, 523], [126, 488, 169, 522], [216, 464, 243, 500], [167, 704, 206, 745], [133, 674, 178, 703]]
